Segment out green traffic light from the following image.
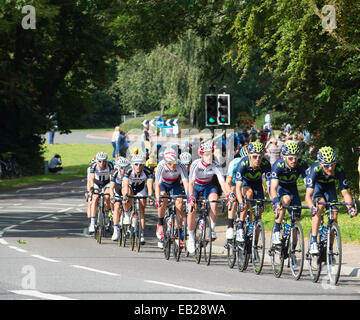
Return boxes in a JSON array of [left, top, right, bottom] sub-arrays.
[[209, 117, 216, 124]]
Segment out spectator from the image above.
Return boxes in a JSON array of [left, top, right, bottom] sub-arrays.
[[117, 130, 128, 158], [141, 121, 150, 153], [49, 154, 63, 173], [112, 126, 120, 158], [265, 137, 282, 165], [264, 110, 272, 132], [49, 128, 55, 145]]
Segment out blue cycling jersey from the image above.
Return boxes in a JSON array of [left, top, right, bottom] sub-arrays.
[[226, 157, 242, 184], [235, 156, 272, 184], [271, 158, 308, 187]]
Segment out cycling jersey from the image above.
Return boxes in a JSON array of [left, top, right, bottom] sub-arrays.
[[111, 165, 125, 198], [235, 156, 272, 185], [305, 161, 348, 191], [155, 160, 188, 184], [271, 158, 308, 187], [123, 165, 153, 194], [90, 161, 114, 188], [226, 157, 242, 185], [189, 159, 225, 185]]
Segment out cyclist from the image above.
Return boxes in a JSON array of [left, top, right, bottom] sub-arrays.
[[88, 152, 114, 233], [109, 157, 130, 241], [234, 142, 272, 242], [179, 151, 192, 175], [270, 141, 308, 245], [187, 142, 231, 254], [225, 146, 248, 241], [155, 149, 189, 249], [86, 157, 96, 220], [305, 146, 357, 255], [122, 153, 154, 245]]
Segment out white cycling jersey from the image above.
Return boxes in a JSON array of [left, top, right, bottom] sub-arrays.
[[90, 161, 114, 186], [189, 159, 225, 185], [155, 160, 188, 184], [111, 165, 124, 185]]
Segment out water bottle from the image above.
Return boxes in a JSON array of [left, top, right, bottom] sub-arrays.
[[320, 226, 327, 241], [247, 222, 253, 236], [199, 219, 204, 231], [132, 215, 137, 227], [167, 218, 172, 230], [236, 226, 241, 240], [283, 223, 290, 238]]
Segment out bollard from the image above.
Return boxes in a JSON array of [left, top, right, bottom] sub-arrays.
[[44, 160, 49, 175]]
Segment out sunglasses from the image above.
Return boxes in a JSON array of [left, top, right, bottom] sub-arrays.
[[166, 161, 177, 165], [323, 163, 335, 169], [134, 163, 144, 166], [251, 155, 263, 160], [287, 156, 298, 161]]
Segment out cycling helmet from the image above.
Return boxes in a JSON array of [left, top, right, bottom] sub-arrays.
[[317, 146, 336, 164], [247, 142, 265, 154], [116, 157, 130, 168], [164, 149, 177, 163], [198, 142, 214, 155], [179, 152, 192, 165], [89, 157, 96, 166], [96, 152, 108, 161], [131, 154, 146, 164], [281, 141, 300, 155], [239, 145, 248, 158]]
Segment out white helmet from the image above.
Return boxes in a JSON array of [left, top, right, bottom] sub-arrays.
[[131, 154, 146, 164], [179, 152, 192, 165], [116, 157, 130, 168], [96, 152, 108, 161], [164, 149, 178, 163], [198, 142, 213, 155]]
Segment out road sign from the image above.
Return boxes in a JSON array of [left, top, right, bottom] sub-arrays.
[[142, 119, 149, 127], [156, 117, 164, 128], [149, 119, 156, 127]]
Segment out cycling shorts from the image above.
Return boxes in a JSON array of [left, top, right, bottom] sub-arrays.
[[277, 184, 301, 217], [160, 180, 183, 196], [241, 180, 265, 209], [312, 182, 338, 211], [188, 182, 218, 201]]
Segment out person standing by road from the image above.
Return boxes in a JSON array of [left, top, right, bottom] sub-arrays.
[[117, 130, 128, 158], [112, 126, 120, 158], [265, 137, 282, 165]]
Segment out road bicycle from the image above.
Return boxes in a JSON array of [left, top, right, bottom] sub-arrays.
[[91, 190, 111, 244], [306, 199, 357, 285], [126, 195, 149, 252], [160, 194, 187, 261], [237, 197, 271, 275], [192, 197, 226, 266], [268, 204, 307, 280]]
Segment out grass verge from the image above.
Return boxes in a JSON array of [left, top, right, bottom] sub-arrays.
[[0, 143, 113, 191]]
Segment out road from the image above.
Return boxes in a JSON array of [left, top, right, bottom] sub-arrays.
[[0, 179, 359, 302]]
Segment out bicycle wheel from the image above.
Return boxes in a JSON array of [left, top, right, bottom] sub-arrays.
[[289, 221, 304, 280], [269, 226, 285, 278], [163, 216, 171, 260], [307, 232, 321, 283], [252, 220, 265, 275], [194, 218, 203, 264], [172, 214, 181, 262], [118, 213, 124, 247], [135, 213, 142, 252], [130, 213, 136, 251], [182, 216, 189, 257], [227, 240, 236, 269], [96, 207, 103, 244], [203, 216, 212, 266], [237, 235, 250, 272], [327, 222, 342, 285]]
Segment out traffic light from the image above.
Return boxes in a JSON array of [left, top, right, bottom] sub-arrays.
[[205, 94, 218, 126], [217, 94, 230, 125]]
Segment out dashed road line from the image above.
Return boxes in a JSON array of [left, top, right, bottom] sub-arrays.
[[71, 265, 120, 277], [31, 255, 60, 263], [10, 290, 75, 300]]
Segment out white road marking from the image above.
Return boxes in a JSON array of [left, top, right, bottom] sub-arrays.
[[0, 239, 9, 245], [31, 255, 59, 263], [71, 265, 120, 277], [19, 220, 34, 225], [8, 246, 27, 253], [10, 290, 75, 300], [145, 280, 232, 297], [37, 214, 54, 219]]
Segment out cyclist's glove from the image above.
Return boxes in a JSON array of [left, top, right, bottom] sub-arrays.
[[188, 195, 196, 205], [310, 206, 317, 216], [348, 207, 357, 217], [272, 197, 281, 211]]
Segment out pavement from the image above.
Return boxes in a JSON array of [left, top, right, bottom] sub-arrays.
[[211, 213, 360, 278]]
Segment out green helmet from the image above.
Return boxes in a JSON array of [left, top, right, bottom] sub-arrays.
[[317, 146, 336, 164], [248, 142, 265, 154], [281, 141, 300, 155]]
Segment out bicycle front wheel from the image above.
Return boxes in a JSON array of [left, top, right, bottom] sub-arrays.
[[194, 218, 203, 264], [203, 216, 212, 266], [307, 232, 321, 283], [135, 213, 142, 252], [172, 214, 181, 262], [269, 226, 284, 278], [227, 240, 236, 269], [252, 220, 265, 275], [182, 216, 189, 257], [327, 222, 342, 285], [163, 216, 171, 260], [289, 221, 304, 280]]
